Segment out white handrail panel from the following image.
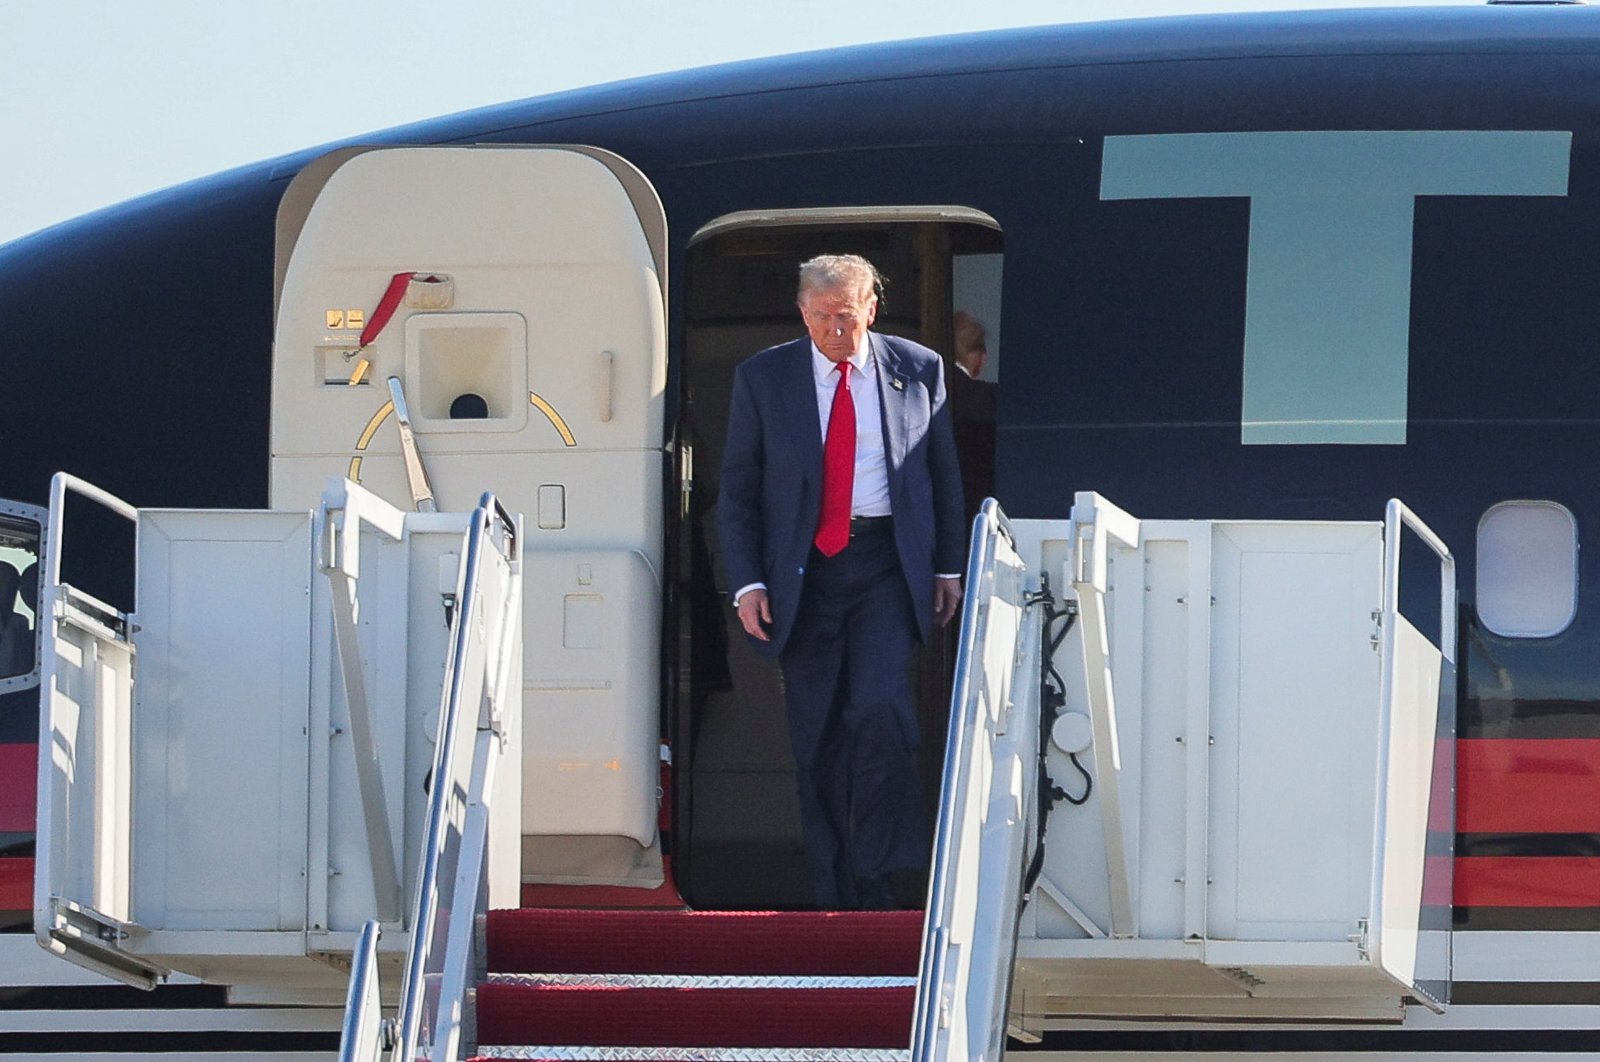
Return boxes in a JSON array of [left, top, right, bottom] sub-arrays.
[[1371, 498, 1457, 1012], [390, 494, 522, 1061], [913, 499, 1038, 1062], [33, 473, 159, 989]]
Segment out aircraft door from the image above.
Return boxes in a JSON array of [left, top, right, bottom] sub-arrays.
[[273, 147, 668, 886]]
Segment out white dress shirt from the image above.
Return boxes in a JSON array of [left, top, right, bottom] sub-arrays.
[[811, 339, 891, 518]]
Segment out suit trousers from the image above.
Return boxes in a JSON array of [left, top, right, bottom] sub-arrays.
[[779, 521, 927, 908]]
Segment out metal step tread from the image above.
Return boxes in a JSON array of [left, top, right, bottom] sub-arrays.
[[474, 1048, 910, 1061], [485, 973, 918, 990]]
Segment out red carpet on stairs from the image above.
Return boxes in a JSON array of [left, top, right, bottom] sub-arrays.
[[476, 983, 916, 1049], [487, 907, 924, 976], [476, 907, 925, 1052]]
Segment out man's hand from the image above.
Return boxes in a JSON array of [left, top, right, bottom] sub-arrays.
[[934, 577, 963, 627], [737, 588, 773, 641]]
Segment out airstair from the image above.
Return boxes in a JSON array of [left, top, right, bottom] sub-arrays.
[[34, 472, 523, 1010], [914, 494, 1457, 1056], [344, 492, 1438, 1061], [359, 492, 1450, 1060], [32, 478, 1456, 1059]]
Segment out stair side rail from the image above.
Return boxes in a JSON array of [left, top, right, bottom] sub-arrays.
[[32, 472, 168, 989], [1066, 490, 1141, 939], [340, 920, 391, 1062], [1368, 498, 1457, 1010], [374, 492, 522, 1062], [913, 498, 1042, 1062]]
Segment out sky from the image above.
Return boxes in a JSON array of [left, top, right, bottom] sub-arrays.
[[1, 0, 1471, 247]]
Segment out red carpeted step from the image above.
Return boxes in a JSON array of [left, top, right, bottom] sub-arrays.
[[487, 908, 923, 976], [475, 983, 915, 1049]]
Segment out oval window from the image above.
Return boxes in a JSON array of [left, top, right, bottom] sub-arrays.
[[1476, 500, 1578, 638]]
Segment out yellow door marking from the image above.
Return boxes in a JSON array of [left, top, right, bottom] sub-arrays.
[[529, 391, 578, 447], [347, 399, 396, 482]]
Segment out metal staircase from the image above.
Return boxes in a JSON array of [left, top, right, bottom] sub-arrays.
[[30, 472, 522, 1058], [469, 907, 922, 1060], [29, 485, 1457, 1058]]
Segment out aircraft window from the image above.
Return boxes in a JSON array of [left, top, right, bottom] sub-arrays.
[[1476, 500, 1577, 638], [0, 511, 42, 686]]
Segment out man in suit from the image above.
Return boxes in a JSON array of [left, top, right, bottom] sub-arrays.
[[947, 310, 999, 519], [717, 254, 967, 909]]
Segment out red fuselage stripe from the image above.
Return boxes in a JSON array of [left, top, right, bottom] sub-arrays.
[[1454, 856, 1600, 908], [2, 861, 1600, 912], [0, 857, 29, 911], [1458, 738, 1600, 834], [0, 743, 37, 833]]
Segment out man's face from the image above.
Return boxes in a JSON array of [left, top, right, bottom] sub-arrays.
[[799, 283, 878, 362]]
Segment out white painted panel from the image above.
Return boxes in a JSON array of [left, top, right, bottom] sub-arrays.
[[1213, 524, 1381, 941], [133, 512, 312, 932], [1374, 615, 1446, 996], [41, 617, 135, 923], [521, 548, 660, 847], [1454, 931, 1600, 982], [1105, 542, 1145, 933], [323, 523, 414, 933], [1137, 537, 1190, 940]]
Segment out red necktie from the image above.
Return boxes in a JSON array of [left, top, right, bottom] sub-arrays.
[[814, 360, 855, 556]]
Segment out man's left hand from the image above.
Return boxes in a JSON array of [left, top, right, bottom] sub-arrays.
[[934, 577, 963, 627]]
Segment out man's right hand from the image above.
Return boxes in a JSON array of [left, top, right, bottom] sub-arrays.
[[736, 588, 773, 642]]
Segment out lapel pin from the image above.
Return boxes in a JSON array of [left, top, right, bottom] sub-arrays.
[[891, 376, 906, 392]]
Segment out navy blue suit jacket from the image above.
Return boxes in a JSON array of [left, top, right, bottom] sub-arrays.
[[717, 332, 967, 658]]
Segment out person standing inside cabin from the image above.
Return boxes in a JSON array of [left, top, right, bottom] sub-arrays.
[[947, 310, 999, 520], [717, 254, 966, 910], [0, 561, 30, 677]]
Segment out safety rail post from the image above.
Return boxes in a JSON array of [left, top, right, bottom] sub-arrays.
[[388, 492, 520, 1062], [1067, 491, 1140, 939], [1382, 498, 1457, 666]]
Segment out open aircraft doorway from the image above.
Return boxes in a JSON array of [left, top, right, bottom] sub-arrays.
[[675, 208, 1004, 908]]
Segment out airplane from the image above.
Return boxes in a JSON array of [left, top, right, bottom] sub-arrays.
[[0, 4, 1597, 1058]]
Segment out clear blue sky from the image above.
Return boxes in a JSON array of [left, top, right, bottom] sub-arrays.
[[1, 0, 1466, 246]]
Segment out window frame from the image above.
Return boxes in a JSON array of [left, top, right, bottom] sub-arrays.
[[0, 499, 46, 694], [1475, 498, 1579, 639]]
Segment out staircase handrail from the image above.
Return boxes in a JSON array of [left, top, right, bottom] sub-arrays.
[[338, 492, 521, 1062], [1383, 498, 1457, 664], [340, 920, 389, 1062], [912, 498, 1034, 1061]]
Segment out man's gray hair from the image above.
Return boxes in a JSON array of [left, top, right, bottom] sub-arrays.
[[796, 254, 882, 304]]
